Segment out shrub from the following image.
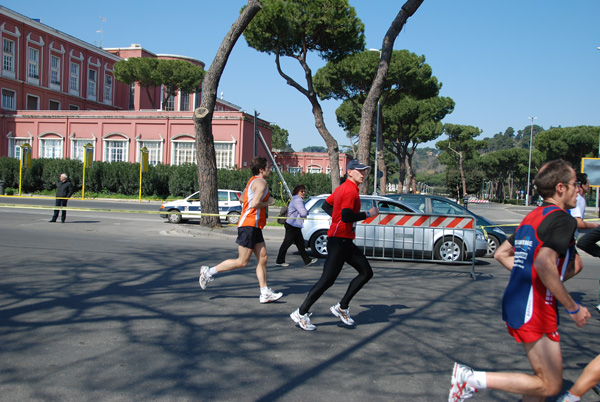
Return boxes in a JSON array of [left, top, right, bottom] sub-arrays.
[[0, 157, 336, 199]]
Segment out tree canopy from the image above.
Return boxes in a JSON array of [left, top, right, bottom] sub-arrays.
[[114, 58, 205, 110], [271, 124, 293, 151], [243, 0, 366, 190], [436, 124, 486, 196], [534, 126, 599, 171], [317, 49, 452, 193]]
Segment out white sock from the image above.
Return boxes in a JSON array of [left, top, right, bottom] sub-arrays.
[[260, 286, 269, 294], [468, 371, 487, 389], [209, 267, 218, 276]]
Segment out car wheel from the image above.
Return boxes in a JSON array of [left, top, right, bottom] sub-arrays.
[[227, 211, 240, 224], [485, 235, 500, 258], [309, 230, 328, 258], [167, 210, 182, 224], [434, 236, 464, 262]]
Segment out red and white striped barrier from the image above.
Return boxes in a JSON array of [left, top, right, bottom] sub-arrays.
[[362, 213, 475, 229]]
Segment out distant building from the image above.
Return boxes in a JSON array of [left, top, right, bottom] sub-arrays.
[[0, 5, 272, 166], [273, 151, 351, 175]]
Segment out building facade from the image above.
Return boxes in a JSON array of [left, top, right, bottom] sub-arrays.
[[4, 109, 272, 169], [0, 6, 272, 167], [273, 151, 351, 176]]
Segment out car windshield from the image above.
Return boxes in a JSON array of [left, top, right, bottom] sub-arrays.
[[186, 191, 200, 201]]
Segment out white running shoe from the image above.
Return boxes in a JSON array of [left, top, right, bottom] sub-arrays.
[[290, 308, 316, 331], [198, 266, 213, 290], [555, 391, 581, 402], [259, 288, 283, 303], [276, 263, 290, 267], [305, 258, 318, 266], [330, 303, 354, 325], [449, 362, 476, 402]]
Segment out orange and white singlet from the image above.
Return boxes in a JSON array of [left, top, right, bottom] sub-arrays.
[[238, 176, 270, 229]]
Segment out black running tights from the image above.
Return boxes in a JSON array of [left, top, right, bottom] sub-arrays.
[[299, 237, 373, 315]]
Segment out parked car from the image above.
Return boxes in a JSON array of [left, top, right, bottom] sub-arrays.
[[159, 189, 242, 224], [301, 195, 488, 262], [385, 193, 507, 257]]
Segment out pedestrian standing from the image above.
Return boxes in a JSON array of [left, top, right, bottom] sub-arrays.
[[290, 160, 378, 331], [275, 184, 318, 267], [449, 159, 590, 402], [557, 179, 600, 401], [49, 173, 73, 223], [577, 221, 600, 312], [568, 172, 599, 239], [198, 156, 283, 304]]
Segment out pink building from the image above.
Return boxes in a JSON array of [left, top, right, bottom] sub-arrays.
[[3, 109, 272, 168], [273, 151, 351, 175], [0, 6, 272, 167]]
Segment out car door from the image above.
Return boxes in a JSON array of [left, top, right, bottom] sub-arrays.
[[375, 200, 428, 258], [218, 190, 232, 208], [430, 198, 477, 254], [355, 199, 377, 253], [183, 191, 202, 219]]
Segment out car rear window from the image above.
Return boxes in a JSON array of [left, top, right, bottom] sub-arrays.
[[308, 199, 326, 214], [398, 196, 425, 213], [378, 201, 414, 213]]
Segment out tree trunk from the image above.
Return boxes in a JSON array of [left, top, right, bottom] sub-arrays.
[[356, 0, 424, 194], [376, 106, 387, 194], [406, 153, 415, 193], [459, 153, 467, 197], [311, 94, 341, 190], [274, 52, 341, 190], [145, 86, 157, 110], [193, 0, 262, 228]]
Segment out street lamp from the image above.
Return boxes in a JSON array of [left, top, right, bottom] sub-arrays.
[[525, 116, 537, 206], [368, 48, 381, 195]]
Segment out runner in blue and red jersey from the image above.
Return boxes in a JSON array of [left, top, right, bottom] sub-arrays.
[[449, 159, 591, 402]]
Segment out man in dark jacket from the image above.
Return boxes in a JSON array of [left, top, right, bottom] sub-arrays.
[[50, 173, 74, 223]]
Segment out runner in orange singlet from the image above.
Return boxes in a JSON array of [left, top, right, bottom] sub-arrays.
[[198, 156, 283, 304]]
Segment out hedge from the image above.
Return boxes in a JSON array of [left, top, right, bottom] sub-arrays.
[[0, 157, 333, 201]]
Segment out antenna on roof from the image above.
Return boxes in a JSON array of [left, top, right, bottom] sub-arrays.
[[97, 16, 106, 48]]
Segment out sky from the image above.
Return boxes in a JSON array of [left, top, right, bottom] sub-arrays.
[[4, 0, 600, 151]]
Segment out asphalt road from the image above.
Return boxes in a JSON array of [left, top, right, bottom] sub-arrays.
[[1, 200, 600, 401]]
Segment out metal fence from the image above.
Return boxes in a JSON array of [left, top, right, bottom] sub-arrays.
[[355, 213, 480, 279]]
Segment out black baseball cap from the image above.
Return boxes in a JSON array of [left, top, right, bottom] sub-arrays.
[[347, 160, 371, 171]]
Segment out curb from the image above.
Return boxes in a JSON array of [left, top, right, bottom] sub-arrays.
[[167, 224, 285, 241]]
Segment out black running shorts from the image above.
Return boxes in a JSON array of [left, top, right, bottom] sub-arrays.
[[235, 226, 265, 249]]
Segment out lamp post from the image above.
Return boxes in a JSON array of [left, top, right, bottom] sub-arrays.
[[253, 110, 259, 157], [526, 116, 537, 207], [368, 48, 381, 195]]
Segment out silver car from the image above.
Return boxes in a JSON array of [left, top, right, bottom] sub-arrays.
[[301, 195, 488, 262]]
